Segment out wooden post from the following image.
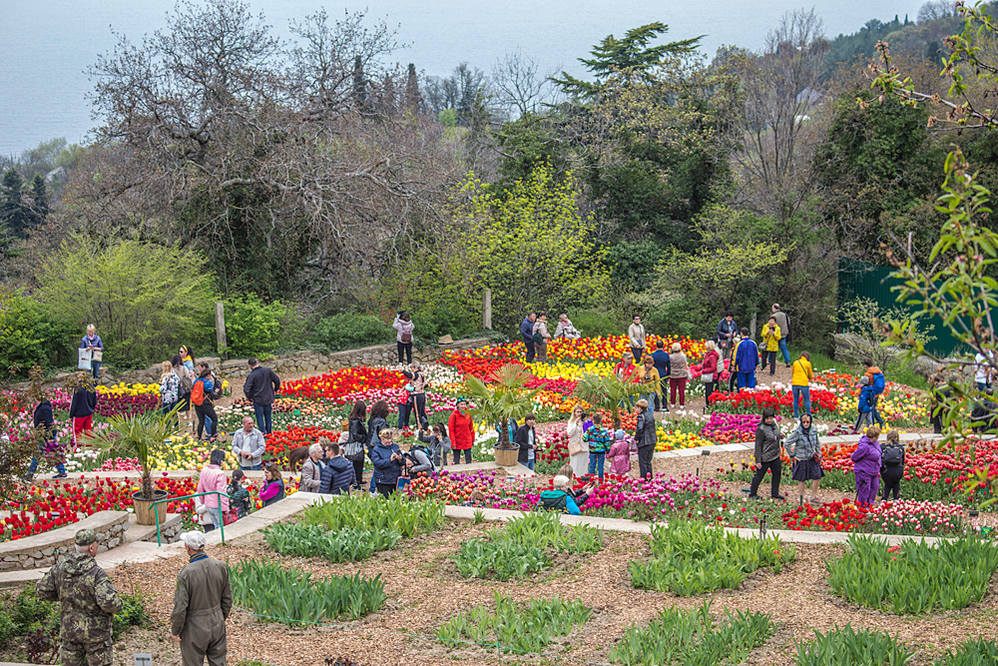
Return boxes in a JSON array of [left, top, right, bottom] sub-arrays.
[[750, 311, 758, 340], [215, 301, 227, 355], [482, 288, 492, 330]]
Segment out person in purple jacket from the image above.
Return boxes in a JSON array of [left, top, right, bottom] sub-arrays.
[[851, 426, 882, 506]]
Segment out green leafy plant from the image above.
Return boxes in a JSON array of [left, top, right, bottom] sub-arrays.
[[309, 312, 394, 352], [609, 602, 773, 665], [86, 406, 180, 499], [826, 535, 998, 614], [436, 591, 590, 654], [794, 626, 914, 665], [297, 493, 445, 537], [936, 638, 998, 665], [628, 520, 794, 595], [462, 364, 539, 451], [472, 509, 486, 524], [229, 560, 385, 625], [222, 293, 289, 357], [454, 512, 602, 580], [573, 373, 656, 430], [263, 523, 402, 563]]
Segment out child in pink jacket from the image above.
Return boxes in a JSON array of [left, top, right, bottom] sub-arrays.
[[195, 449, 230, 528], [608, 429, 632, 476]]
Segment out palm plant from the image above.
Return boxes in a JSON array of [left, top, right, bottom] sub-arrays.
[[87, 406, 180, 499], [573, 373, 656, 430], [462, 364, 538, 449]]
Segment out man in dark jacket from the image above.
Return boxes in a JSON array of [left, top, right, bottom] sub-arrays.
[[634, 399, 657, 479], [650, 341, 671, 412], [319, 443, 356, 494], [36, 528, 122, 666], [171, 531, 231, 666], [748, 408, 784, 499], [69, 373, 97, 445], [520, 312, 537, 363], [243, 358, 280, 435], [716, 313, 737, 359], [514, 414, 537, 470]]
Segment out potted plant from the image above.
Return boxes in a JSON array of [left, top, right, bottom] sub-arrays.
[[573, 373, 656, 430], [463, 364, 538, 467], [88, 406, 180, 525]]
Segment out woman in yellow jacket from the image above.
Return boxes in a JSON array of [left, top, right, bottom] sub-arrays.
[[636, 355, 661, 409], [791, 352, 813, 418], [759, 316, 782, 376]]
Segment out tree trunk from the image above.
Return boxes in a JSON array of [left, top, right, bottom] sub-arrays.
[[141, 471, 153, 499]]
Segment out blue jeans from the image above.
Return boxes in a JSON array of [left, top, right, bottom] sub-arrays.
[[588, 452, 606, 478], [737, 372, 756, 389], [778, 338, 791, 365], [91, 360, 101, 380], [792, 386, 811, 418], [871, 395, 885, 427], [397, 401, 410, 428], [240, 464, 261, 471], [253, 403, 272, 434], [525, 459, 535, 471], [27, 442, 66, 477]]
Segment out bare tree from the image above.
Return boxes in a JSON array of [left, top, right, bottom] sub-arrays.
[[918, 0, 957, 23], [730, 8, 829, 220], [490, 49, 560, 118]]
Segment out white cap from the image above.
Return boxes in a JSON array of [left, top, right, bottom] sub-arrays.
[[180, 530, 206, 551], [552, 475, 570, 488]]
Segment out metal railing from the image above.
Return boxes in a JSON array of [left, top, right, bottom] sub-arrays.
[[152, 491, 228, 546]]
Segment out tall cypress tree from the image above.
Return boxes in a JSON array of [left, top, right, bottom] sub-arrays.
[[0, 169, 32, 238]]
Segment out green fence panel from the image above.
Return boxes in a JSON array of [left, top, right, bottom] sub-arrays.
[[837, 256, 962, 357]]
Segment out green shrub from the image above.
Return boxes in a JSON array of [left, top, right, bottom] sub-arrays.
[[112, 592, 150, 638], [826, 535, 998, 614], [628, 520, 794, 595], [436, 591, 590, 654], [794, 626, 914, 666], [566, 308, 626, 338], [0, 290, 75, 378], [936, 638, 998, 665], [609, 602, 774, 666], [309, 312, 393, 351], [229, 560, 385, 625], [298, 493, 445, 537], [0, 587, 146, 648], [453, 512, 602, 580], [222, 293, 288, 357], [263, 523, 402, 563]]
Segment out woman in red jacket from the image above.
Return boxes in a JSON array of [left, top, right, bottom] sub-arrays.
[[448, 399, 475, 465], [700, 340, 720, 410]]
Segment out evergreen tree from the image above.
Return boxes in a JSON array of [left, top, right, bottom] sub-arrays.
[[404, 63, 423, 113], [31, 174, 48, 222], [0, 169, 32, 238]]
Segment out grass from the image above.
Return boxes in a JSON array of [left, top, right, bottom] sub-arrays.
[[826, 535, 998, 614], [436, 591, 590, 654], [609, 602, 773, 665], [628, 520, 794, 595]]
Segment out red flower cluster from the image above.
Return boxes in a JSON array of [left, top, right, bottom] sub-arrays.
[[279, 367, 406, 402], [782, 499, 868, 531], [709, 388, 838, 414], [265, 426, 341, 458]]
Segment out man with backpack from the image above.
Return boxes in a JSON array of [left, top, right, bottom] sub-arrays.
[[880, 430, 905, 500], [539, 475, 582, 515], [191, 362, 222, 441], [863, 359, 887, 428], [244, 358, 280, 435]]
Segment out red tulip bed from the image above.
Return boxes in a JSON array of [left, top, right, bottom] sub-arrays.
[[49, 389, 159, 418], [0, 475, 265, 542], [781, 498, 965, 535]]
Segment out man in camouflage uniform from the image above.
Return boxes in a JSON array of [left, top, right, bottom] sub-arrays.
[[171, 530, 231, 666], [36, 528, 122, 666]]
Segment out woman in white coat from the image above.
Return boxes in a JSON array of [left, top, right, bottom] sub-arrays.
[[566, 405, 588, 477]]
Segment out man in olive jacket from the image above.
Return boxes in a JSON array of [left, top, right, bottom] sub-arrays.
[[36, 528, 122, 666], [171, 531, 232, 666]]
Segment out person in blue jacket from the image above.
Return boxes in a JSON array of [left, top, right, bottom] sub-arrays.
[[319, 442, 356, 495], [520, 312, 537, 363], [650, 340, 671, 412], [853, 376, 876, 433], [80, 324, 104, 381], [539, 475, 581, 515], [370, 428, 404, 497], [733, 327, 759, 389], [26, 396, 67, 480], [716, 313, 737, 360]]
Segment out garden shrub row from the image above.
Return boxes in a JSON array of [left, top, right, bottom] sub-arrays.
[[454, 511, 602, 580], [628, 520, 794, 595]]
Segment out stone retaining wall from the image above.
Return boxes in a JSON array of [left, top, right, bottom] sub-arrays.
[[145, 515, 184, 545], [0, 511, 128, 571]]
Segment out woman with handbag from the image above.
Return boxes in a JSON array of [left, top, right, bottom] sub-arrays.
[[345, 401, 369, 490], [700, 341, 720, 411]]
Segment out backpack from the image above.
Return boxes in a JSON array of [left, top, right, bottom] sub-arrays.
[[400, 330, 412, 344], [178, 366, 194, 393], [872, 373, 886, 395], [532, 330, 544, 344], [882, 441, 904, 465], [190, 379, 206, 406], [209, 374, 224, 401], [410, 445, 434, 471], [539, 490, 568, 512]]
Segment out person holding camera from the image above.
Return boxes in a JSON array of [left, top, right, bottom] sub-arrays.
[[400, 362, 429, 429], [371, 428, 404, 497], [393, 311, 415, 365]]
